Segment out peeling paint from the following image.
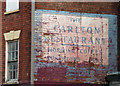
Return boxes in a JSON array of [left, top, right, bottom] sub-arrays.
[[34, 10, 117, 84]]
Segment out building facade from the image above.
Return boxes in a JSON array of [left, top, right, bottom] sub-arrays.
[[1, 1, 31, 85], [0, 1, 120, 86]]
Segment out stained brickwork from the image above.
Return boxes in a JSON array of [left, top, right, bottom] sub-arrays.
[[34, 2, 120, 85]]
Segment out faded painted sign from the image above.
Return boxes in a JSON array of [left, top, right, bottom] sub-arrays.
[[34, 10, 117, 84]]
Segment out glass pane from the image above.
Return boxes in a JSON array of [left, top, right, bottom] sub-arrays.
[[8, 42, 11, 51], [6, 0, 19, 12], [14, 52, 16, 60], [15, 41, 18, 50], [8, 63, 12, 69], [8, 62, 18, 79], [12, 52, 14, 60], [13, 70, 16, 79], [8, 52, 11, 61], [9, 71, 12, 79], [16, 69, 18, 79], [8, 63, 12, 79], [13, 64, 15, 70], [8, 41, 18, 60], [11, 43, 13, 51], [14, 63, 17, 69], [12, 42, 15, 51], [15, 51, 18, 60]]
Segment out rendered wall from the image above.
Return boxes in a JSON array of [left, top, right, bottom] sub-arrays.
[[34, 10, 117, 84]]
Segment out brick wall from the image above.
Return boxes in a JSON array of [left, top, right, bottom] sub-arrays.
[[35, 2, 120, 85], [35, 2, 119, 71], [1, 2, 119, 85], [35, 2, 119, 15], [2, 2, 31, 84]]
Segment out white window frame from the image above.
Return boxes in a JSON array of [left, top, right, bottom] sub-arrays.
[[6, 0, 19, 13], [5, 40, 19, 83]]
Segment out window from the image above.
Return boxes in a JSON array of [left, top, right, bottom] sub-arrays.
[[4, 30, 21, 83], [6, 40, 19, 81], [6, 0, 19, 12]]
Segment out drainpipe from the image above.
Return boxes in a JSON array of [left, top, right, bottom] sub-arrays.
[[31, 0, 35, 85]]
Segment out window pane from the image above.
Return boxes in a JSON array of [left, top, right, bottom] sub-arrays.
[[8, 62, 18, 79], [8, 63, 12, 69], [13, 64, 16, 79], [13, 70, 16, 79], [6, 0, 19, 12], [15, 41, 18, 50], [8, 63, 12, 79], [11, 52, 14, 60], [13, 63, 17, 69], [11, 42, 15, 51], [15, 51, 18, 60], [7, 41, 18, 80], [8, 52, 11, 61], [16, 69, 18, 79], [8, 42, 11, 51], [9, 71, 12, 80], [13, 42, 15, 51], [8, 41, 18, 61]]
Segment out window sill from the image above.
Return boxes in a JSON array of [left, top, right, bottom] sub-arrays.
[[4, 9, 19, 15], [3, 80, 19, 85]]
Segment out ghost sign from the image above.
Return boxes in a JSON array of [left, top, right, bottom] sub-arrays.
[[34, 10, 117, 84]]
